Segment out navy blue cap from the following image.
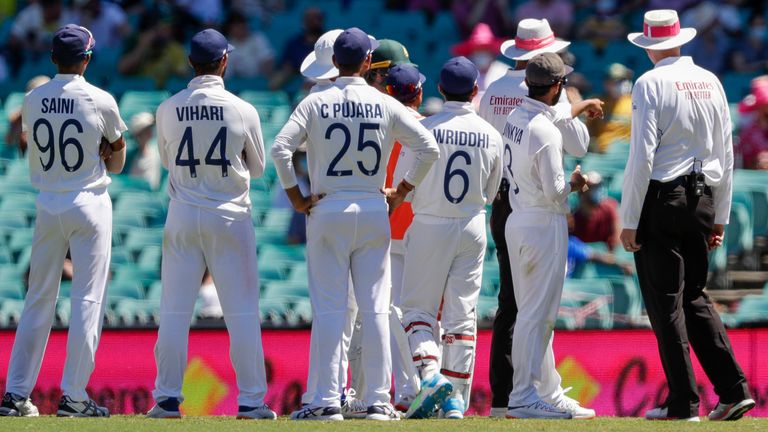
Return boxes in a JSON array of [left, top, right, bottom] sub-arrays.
[[51, 25, 95, 65], [333, 27, 378, 66], [189, 29, 234, 64], [386, 64, 425, 102], [439, 56, 479, 94]]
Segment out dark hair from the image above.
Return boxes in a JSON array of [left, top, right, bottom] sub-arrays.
[[440, 85, 473, 102], [192, 57, 224, 76], [527, 83, 554, 98], [337, 58, 367, 75]]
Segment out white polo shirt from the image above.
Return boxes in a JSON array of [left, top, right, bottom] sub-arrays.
[[156, 75, 266, 220], [503, 96, 571, 215], [23, 74, 126, 213], [620, 56, 733, 229], [271, 76, 439, 200], [413, 102, 503, 218]]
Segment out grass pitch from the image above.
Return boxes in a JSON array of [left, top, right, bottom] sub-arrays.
[[2, 416, 767, 432]]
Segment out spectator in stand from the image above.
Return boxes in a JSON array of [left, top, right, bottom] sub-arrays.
[[572, 172, 620, 250], [6, 0, 75, 75], [127, 112, 161, 190], [174, 0, 224, 26], [515, 0, 573, 38], [451, 0, 512, 39], [737, 79, 768, 170], [576, 0, 627, 52], [72, 0, 130, 51], [731, 13, 768, 73], [268, 7, 324, 90], [118, 9, 188, 88], [587, 63, 633, 153], [5, 75, 50, 157], [566, 213, 634, 278], [450, 23, 507, 109], [223, 11, 275, 79], [681, 2, 730, 76]]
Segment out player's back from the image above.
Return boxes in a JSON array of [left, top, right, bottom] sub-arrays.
[[24, 75, 119, 193], [157, 75, 264, 218], [295, 76, 415, 198], [416, 101, 503, 218], [479, 70, 527, 133]]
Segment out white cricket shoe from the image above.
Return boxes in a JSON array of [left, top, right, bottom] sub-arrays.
[[506, 399, 572, 419], [290, 405, 343, 421], [237, 404, 277, 419], [0, 392, 39, 417], [57, 395, 109, 417], [146, 397, 181, 419], [366, 403, 400, 421], [489, 407, 508, 418], [552, 393, 596, 419], [708, 399, 756, 421], [645, 406, 700, 422], [341, 389, 368, 419]]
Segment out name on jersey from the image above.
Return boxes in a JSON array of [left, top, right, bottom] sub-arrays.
[[675, 81, 713, 100], [488, 95, 523, 116], [175, 105, 224, 122], [432, 128, 489, 149], [320, 102, 383, 119], [40, 98, 74, 114], [502, 123, 523, 146]]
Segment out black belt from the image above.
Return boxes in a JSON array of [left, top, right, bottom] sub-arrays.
[[648, 175, 711, 196]]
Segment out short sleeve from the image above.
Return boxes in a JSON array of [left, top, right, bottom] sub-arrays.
[[99, 93, 127, 143]]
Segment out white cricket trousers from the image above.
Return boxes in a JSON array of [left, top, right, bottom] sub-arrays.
[[401, 213, 486, 402], [5, 191, 112, 401], [153, 200, 268, 407], [305, 197, 391, 408], [505, 211, 567, 407]]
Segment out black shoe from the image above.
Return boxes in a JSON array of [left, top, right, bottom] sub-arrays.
[[57, 395, 109, 417], [0, 392, 39, 417]]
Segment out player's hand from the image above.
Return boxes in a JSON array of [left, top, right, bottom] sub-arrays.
[[384, 180, 414, 213], [583, 98, 605, 119], [99, 137, 113, 160], [569, 165, 588, 193], [708, 224, 725, 250], [620, 228, 641, 252], [292, 194, 323, 215]]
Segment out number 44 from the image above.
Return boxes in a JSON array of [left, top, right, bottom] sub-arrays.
[[175, 126, 231, 178]]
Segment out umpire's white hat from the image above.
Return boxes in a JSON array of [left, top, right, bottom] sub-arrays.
[[627, 10, 697, 50], [301, 29, 343, 80], [501, 19, 571, 61]]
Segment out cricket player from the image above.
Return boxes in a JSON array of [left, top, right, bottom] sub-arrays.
[[147, 29, 275, 420], [478, 18, 600, 419], [1, 25, 125, 418], [503, 53, 587, 420], [271, 27, 438, 421], [401, 56, 503, 420]]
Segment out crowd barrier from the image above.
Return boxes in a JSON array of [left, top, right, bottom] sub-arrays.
[[0, 328, 766, 417]]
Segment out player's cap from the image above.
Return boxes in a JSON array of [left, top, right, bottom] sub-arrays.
[[333, 27, 379, 66], [51, 25, 95, 65], [189, 29, 234, 64], [301, 29, 342, 80], [501, 19, 570, 61], [386, 64, 425, 102], [371, 39, 415, 70], [439, 56, 478, 95], [627, 10, 696, 50], [525, 52, 572, 87]]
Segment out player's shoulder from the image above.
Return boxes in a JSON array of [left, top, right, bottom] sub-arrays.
[[225, 90, 262, 120], [80, 80, 119, 106]]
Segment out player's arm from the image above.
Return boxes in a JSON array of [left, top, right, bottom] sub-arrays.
[[553, 93, 601, 157], [156, 105, 170, 170], [243, 105, 266, 179], [533, 128, 583, 204], [100, 95, 129, 174], [272, 102, 320, 213], [484, 133, 504, 204], [391, 105, 439, 187], [102, 136, 126, 173]]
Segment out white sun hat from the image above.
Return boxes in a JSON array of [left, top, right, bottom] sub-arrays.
[[627, 10, 697, 50], [500, 19, 571, 61], [301, 29, 343, 80]]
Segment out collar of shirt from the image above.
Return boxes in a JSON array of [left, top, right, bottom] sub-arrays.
[[440, 101, 474, 115], [506, 68, 525, 78], [654, 55, 694, 69], [405, 106, 422, 117], [522, 96, 557, 119], [188, 75, 225, 89], [334, 76, 368, 86], [53, 74, 84, 82]]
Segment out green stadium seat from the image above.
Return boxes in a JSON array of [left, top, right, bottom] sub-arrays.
[[112, 265, 159, 286], [725, 201, 753, 258], [113, 299, 159, 327], [476, 295, 498, 321], [0, 299, 25, 326], [56, 297, 70, 326], [732, 294, 768, 326], [556, 297, 580, 330], [3, 92, 25, 114], [109, 175, 152, 196], [119, 90, 171, 122], [563, 279, 614, 329], [8, 228, 35, 255], [123, 228, 164, 255], [254, 226, 287, 247], [263, 280, 309, 299], [146, 281, 163, 301], [259, 298, 290, 325], [261, 208, 293, 231], [107, 281, 144, 300], [0, 280, 24, 300], [0, 248, 11, 265], [58, 280, 72, 298], [137, 245, 162, 271], [108, 77, 159, 98], [0, 264, 23, 284], [0, 211, 30, 229]]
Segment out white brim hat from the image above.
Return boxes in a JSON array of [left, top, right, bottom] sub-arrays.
[[627, 9, 697, 50], [300, 29, 343, 80], [501, 18, 571, 61], [501, 39, 570, 61]]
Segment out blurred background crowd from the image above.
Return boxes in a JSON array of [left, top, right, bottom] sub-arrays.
[[0, 0, 767, 330]]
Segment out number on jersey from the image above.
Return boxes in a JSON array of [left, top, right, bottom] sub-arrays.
[[504, 144, 520, 195], [444, 150, 471, 204], [326, 122, 381, 177], [33, 118, 84, 172], [175, 126, 231, 178]]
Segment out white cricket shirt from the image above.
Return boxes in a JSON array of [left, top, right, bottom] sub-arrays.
[[271, 76, 439, 199], [156, 75, 266, 220], [23, 74, 126, 213], [413, 102, 503, 218], [503, 96, 571, 215], [620, 56, 733, 229]]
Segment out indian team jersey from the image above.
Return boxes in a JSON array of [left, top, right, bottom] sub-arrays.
[[23, 74, 126, 194], [156, 75, 265, 219], [413, 101, 503, 218], [272, 76, 438, 199]]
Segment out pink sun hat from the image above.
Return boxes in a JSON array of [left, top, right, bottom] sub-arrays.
[[452, 23, 504, 56], [501, 18, 571, 61], [738, 78, 768, 114]]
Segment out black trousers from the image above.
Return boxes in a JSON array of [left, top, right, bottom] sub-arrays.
[[635, 179, 751, 418], [488, 184, 517, 409]]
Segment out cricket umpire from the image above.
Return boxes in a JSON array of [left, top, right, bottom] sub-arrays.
[[620, 10, 754, 422]]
